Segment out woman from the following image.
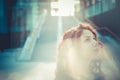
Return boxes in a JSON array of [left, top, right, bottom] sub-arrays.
[[55, 23, 119, 80]]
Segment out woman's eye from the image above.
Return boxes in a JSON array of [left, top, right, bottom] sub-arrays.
[[85, 37, 96, 42], [85, 38, 90, 41]]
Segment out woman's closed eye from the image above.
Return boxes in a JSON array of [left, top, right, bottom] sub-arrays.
[[84, 36, 96, 42], [84, 37, 91, 42], [85, 37, 90, 41]]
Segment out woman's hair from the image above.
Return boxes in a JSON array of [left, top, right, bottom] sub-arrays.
[[55, 23, 119, 80], [58, 23, 98, 49]]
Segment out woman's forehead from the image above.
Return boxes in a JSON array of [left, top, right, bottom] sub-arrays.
[[82, 30, 94, 37]]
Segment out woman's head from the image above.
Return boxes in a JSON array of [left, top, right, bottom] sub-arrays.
[[55, 23, 102, 79], [55, 23, 119, 80]]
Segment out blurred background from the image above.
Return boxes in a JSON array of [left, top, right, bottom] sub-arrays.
[[0, 0, 120, 80]]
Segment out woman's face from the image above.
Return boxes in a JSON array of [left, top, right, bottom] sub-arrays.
[[75, 29, 99, 58], [80, 29, 97, 48]]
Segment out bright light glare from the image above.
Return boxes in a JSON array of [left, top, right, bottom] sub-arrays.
[[7, 63, 56, 80], [51, 0, 75, 16]]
